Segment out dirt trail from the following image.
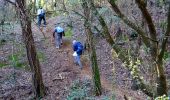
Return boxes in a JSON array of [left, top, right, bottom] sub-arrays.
[[32, 17, 145, 99], [33, 17, 115, 97], [81, 64, 113, 91], [40, 17, 114, 91]]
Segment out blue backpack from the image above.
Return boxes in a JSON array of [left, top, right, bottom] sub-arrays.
[[74, 42, 83, 55]]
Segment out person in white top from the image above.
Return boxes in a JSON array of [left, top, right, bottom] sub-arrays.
[[37, 6, 46, 27]]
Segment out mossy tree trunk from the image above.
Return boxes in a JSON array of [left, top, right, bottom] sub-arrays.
[[85, 0, 168, 97], [156, 1, 170, 96], [87, 29, 102, 95], [81, 0, 102, 96]]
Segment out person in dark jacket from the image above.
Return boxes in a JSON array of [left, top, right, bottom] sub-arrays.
[[72, 40, 83, 69], [53, 26, 65, 48], [37, 7, 46, 27]]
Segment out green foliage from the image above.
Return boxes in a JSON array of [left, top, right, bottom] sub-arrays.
[[142, 45, 150, 54], [6, 42, 44, 69], [156, 0, 165, 7], [38, 0, 45, 8], [98, 6, 120, 24], [27, 2, 33, 11], [0, 39, 6, 46], [52, 11, 60, 17], [67, 80, 89, 100], [126, 58, 141, 79], [0, 62, 8, 68], [8, 53, 26, 68], [7, 43, 29, 69], [67, 0, 81, 10], [65, 28, 72, 38], [68, 0, 81, 5], [155, 95, 169, 100], [160, 21, 167, 29], [67, 79, 115, 100], [37, 51, 45, 62], [163, 52, 170, 61]]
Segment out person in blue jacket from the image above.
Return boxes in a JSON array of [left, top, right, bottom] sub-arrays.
[[53, 26, 65, 48], [72, 40, 83, 69]]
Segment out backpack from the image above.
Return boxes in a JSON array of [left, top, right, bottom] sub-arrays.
[[77, 42, 84, 55]]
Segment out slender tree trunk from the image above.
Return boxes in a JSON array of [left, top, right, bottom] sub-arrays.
[[33, 0, 37, 14], [82, 0, 102, 96], [15, 0, 45, 98], [155, 2, 170, 96], [135, 0, 168, 96], [62, 0, 66, 11], [86, 27, 102, 95]]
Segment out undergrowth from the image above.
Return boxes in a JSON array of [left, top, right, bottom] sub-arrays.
[[65, 28, 72, 38], [67, 79, 115, 100]]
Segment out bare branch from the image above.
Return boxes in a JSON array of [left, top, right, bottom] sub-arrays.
[[72, 10, 87, 20], [107, 0, 154, 97], [4, 0, 16, 6], [108, 0, 151, 47], [158, 2, 170, 62], [135, 0, 158, 59], [135, 0, 157, 41]]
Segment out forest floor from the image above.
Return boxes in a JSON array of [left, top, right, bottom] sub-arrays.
[[0, 16, 148, 100]]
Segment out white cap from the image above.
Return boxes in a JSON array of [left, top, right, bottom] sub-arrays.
[[72, 40, 76, 44]]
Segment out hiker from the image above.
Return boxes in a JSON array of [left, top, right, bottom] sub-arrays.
[[37, 6, 46, 27], [53, 26, 65, 48], [72, 40, 84, 69]]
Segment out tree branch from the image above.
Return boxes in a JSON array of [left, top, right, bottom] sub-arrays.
[[4, 0, 16, 6], [108, 0, 150, 47], [135, 0, 157, 41], [158, 2, 170, 62], [105, 0, 154, 97], [72, 10, 87, 20], [135, 0, 158, 60]]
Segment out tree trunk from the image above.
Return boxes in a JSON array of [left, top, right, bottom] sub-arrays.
[[86, 28, 102, 96], [89, 39, 102, 96], [108, 0, 169, 97], [82, 0, 102, 96], [89, 0, 154, 97], [15, 0, 45, 98], [62, 0, 66, 11], [155, 2, 170, 96], [33, 0, 37, 14]]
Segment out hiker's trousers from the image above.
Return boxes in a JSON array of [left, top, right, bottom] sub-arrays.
[[38, 14, 46, 27], [74, 55, 82, 69], [55, 33, 63, 48]]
